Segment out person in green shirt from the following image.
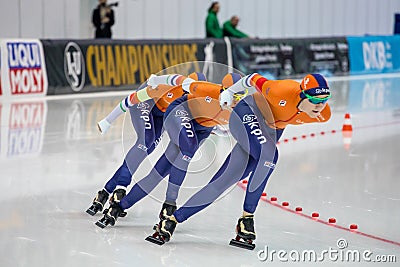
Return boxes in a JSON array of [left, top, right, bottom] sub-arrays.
[[223, 15, 249, 38], [205, 2, 223, 38]]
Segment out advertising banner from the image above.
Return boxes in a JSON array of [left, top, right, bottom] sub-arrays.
[[300, 38, 349, 76], [347, 35, 400, 74], [231, 37, 349, 79], [0, 39, 48, 99], [41, 39, 228, 95], [231, 38, 298, 79]]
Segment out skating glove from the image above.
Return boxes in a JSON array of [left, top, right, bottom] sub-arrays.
[[97, 119, 111, 134], [219, 89, 234, 108], [181, 78, 195, 92], [146, 74, 159, 89], [147, 74, 185, 88]]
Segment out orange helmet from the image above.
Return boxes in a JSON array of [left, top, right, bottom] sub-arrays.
[[221, 73, 242, 88], [188, 72, 207, 81], [300, 73, 330, 97]]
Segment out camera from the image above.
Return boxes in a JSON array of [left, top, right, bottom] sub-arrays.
[[107, 2, 119, 8]]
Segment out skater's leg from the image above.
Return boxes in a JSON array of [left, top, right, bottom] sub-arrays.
[[227, 97, 284, 246], [101, 102, 160, 193], [173, 144, 254, 223], [119, 142, 179, 210], [243, 149, 279, 213], [117, 103, 159, 188], [162, 98, 211, 205], [103, 161, 132, 193], [229, 97, 284, 213]]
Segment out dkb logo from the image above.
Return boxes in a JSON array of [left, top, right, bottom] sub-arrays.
[[362, 41, 389, 70], [64, 42, 85, 92]]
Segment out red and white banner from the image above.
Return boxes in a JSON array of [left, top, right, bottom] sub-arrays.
[[0, 39, 48, 99]]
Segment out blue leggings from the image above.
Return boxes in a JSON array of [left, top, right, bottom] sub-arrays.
[[104, 100, 164, 193], [174, 96, 283, 223], [120, 95, 213, 210]]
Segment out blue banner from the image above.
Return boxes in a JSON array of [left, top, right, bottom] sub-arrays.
[[347, 35, 400, 74]]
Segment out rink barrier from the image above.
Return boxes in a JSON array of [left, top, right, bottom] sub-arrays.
[[1, 35, 399, 100]]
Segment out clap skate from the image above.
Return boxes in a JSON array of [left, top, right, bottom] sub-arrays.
[[86, 189, 109, 216], [146, 217, 177, 245], [229, 215, 256, 250], [152, 202, 177, 230], [95, 189, 126, 228]]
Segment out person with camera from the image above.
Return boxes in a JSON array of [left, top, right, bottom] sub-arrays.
[[92, 0, 116, 38]]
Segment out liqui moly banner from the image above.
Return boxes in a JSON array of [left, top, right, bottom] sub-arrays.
[[0, 39, 48, 99], [0, 100, 48, 158]]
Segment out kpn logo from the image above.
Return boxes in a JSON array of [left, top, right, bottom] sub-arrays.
[[7, 42, 46, 95], [64, 42, 85, 92]]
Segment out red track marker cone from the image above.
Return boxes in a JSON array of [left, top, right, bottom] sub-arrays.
[[342, 113, 353, 150]]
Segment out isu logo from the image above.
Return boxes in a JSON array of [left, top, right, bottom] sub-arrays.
[[64, 42, 85, 92]]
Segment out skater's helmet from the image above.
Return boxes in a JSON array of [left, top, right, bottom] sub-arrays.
[[222, 73, 242, 88], [299, 73, 331, 104], [188, 72, 207, 81]]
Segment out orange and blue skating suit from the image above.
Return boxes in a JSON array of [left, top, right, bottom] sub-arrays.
[[172, 73, 332, 223]]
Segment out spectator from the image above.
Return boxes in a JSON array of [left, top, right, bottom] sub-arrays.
[[205, 2, 223, 38], [223, 15, 249, 38], [92, 0, 115, 38]]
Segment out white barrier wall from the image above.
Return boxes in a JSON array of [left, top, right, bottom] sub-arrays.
[[0, 0, 399, 39]]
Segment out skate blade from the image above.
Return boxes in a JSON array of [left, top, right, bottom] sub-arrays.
[[145, 235, 165, 245], [229, 239, 255, 250], [95, 220, 107, 229], [86, 208, 97, 216]]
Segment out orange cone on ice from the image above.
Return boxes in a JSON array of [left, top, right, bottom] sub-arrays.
[[342, 113, 353, 150]]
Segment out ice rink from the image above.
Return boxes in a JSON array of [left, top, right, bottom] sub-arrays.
[[1, 74, 399, 266]]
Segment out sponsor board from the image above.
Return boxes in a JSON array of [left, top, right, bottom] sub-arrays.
[[0, 39, 48, 99], [231, 39, 295, 79], [42, 39, 228, 94], [231, 37, 349, 79], [347, 35, 400, 74]]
